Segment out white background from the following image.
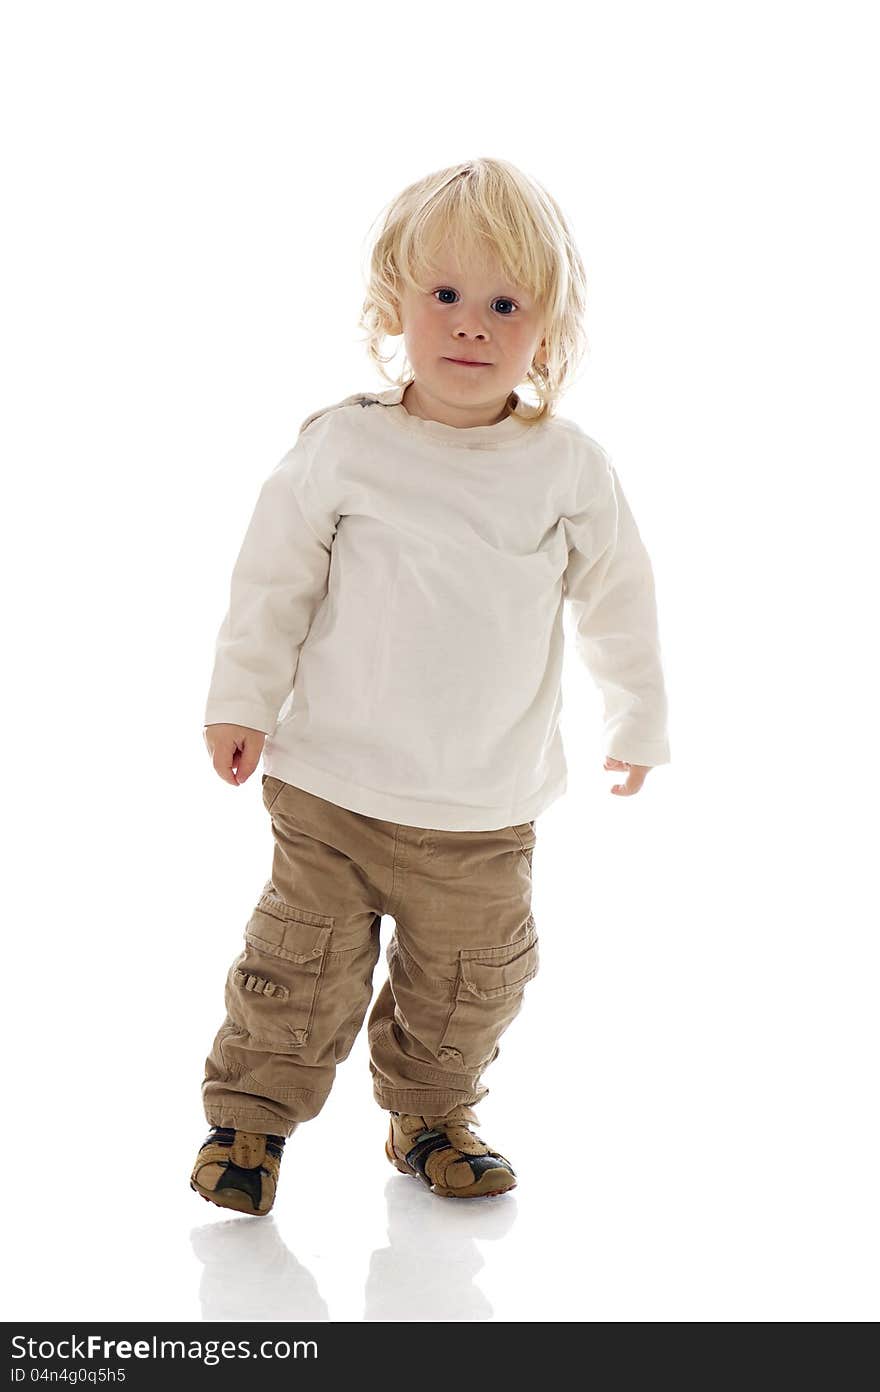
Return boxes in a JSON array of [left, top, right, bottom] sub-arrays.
[[4, 0, 878, 1322]]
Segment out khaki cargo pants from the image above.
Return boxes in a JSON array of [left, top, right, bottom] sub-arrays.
[[201, 774, 539, 1137]]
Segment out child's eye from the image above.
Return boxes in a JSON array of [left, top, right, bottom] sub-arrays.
[[432, 289, 519, 316]]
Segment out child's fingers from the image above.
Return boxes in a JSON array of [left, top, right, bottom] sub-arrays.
[[603, 755, 648, 796], [611, 777, 638, 795], [232, 731, 267, 785]]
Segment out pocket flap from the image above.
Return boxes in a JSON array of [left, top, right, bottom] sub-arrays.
[[257, 884, 335, 929], [459, 923, 539, 1000], [246, 892, 334, 966]]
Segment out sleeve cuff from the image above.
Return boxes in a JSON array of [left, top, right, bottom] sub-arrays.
[[604, 737, 671, 767], [203, 702, 279, 735]]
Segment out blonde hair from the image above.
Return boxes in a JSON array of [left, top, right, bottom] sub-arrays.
[[357, 157, 589, 424]]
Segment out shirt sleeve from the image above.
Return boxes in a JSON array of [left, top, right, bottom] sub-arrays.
[[202, 429, 337, 735], [562, 448, 671, 766]]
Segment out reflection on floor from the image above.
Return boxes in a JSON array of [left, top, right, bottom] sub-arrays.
[[191, 1173, 517, 1323]]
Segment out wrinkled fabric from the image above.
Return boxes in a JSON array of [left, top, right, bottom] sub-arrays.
[[201, 776, 539, 1137], [203, 384, 671, 832]]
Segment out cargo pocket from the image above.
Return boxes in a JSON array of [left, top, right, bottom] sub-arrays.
[[225, 882, 334, 1052], [436, 917, 539, 1071]]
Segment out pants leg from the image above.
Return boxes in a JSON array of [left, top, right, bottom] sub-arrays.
[[367, 819, 539, 1116], [201, 776, 386, 1137]]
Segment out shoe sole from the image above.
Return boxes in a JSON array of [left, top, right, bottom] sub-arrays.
[[385, 1138, 517, 1198], [190, 1179, 272, 1216]]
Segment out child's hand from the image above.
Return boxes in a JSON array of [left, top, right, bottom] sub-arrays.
[[604, 756, 652, 797], [203, 723, 267, 787]]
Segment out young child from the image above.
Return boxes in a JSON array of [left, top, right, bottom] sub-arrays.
[[190, 157, 671, 1216]]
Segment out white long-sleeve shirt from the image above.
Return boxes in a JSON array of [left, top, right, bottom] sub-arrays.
[[203, 383, 671, 830]]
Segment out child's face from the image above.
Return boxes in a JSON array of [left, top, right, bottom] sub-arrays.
[[394, 249, 547, 426]]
